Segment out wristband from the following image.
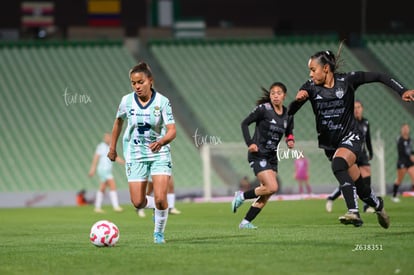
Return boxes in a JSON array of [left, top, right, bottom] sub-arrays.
[[285, 134, 295, 142]]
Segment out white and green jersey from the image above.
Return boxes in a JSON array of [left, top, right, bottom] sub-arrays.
[[116, 90, 175, 162], [95, 142, 113, 172]]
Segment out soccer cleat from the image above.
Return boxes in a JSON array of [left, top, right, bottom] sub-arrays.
[[375, 197, 390, 229], [153, 232, 165, 244], [114, 207, 123, 212], [338, 211, 363, 227], [231, 191, 244, 213], [169, 208, 181, 215], [325, 199, 333, 213], [239, 222, 258, 229], [391, 196, 400, 203], [137, 209, 146, 218], [94, 208, 105, 213]]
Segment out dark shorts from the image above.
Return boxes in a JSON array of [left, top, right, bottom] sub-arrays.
[[356, 150, 370, 167], [248, 152, 278, 175], [397, 159, 414, 169], [324, 131, 363, 162]]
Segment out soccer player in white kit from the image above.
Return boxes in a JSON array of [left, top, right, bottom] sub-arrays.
[[108, 62, 176, 244], [88, 133, 124, 213]]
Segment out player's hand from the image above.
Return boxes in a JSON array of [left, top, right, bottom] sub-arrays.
[[287, 140, 295, 149], [248, 144, 259, 153], [295, 90, 309, 102], [402, 90, 414, 102], [88, 170, 95, 177], [149, 141, 163, 152], [107, 150, 117, 161]]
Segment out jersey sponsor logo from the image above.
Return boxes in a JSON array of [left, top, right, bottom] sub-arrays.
[[136, 122, 151, 134], [129, 108, 150, 117]]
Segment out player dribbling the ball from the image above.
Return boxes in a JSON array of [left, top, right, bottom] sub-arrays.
[[107, 62, 176, 244]]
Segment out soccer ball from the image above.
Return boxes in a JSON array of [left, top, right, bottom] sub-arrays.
[[89, 220, 120, 247]]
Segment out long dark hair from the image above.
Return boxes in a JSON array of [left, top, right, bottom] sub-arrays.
[[256, 82, 287, 105]]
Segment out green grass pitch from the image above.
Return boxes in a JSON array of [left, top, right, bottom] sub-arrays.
[[1, 197, 413, 274]]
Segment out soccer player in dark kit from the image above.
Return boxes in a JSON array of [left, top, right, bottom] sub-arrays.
[[288, 43, 414, 229], [391, 123, 414, 202], [232, 82, 295, 229]]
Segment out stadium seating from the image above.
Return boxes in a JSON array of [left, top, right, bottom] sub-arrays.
[[1, 36, 413, 196], [148, 37, 414, 192]]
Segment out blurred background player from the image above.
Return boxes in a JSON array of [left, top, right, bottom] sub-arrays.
[[88, 133, 124, 213], [294, 155, 312, 197], [391, 123, 414, 202], [325, 100, 374, 213]]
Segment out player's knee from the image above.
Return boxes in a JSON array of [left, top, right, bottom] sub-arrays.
[[154, 198, 168, 210], [331, 157, 349, 175], [266, 185, 278, 195], [131, 198, 146, 209]]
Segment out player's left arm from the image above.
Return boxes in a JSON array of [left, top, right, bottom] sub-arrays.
[[150, 123, 176, 152], [150, 100, 176, 152], [357, 72, 414, 101], [285, 115, 295, 149], [88, 154, 99, 177]]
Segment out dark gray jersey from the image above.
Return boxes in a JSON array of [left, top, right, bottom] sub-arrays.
[[289, 71, 407, 150], [241, 103, 293, 156]]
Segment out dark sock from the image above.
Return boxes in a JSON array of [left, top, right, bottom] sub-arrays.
[[327, 187, 341, 200], [393, 183, 399, 197], [364, 176, 371, 187], [356, 176, 379, 208], [244, 206, 262, 222], [332, 157, 358, 211], [243, 189, 258, 200]]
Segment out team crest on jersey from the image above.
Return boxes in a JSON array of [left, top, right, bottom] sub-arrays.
[[335, 88, 344, 99], [153, 106, 161, 117]]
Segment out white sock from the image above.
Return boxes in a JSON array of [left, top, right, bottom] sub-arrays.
[[145, 195, 155, 208], [109, 190, 120, 208], [167, 193, 175, 209], [95, 191, 104, 209], [154, 208, 168, 233]]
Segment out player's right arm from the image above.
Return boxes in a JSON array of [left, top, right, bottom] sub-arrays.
[[108, 117, 123, 161], [288, 90, 309, 116], [88, 153, 99, 177], [241, 105, 261, 150]]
